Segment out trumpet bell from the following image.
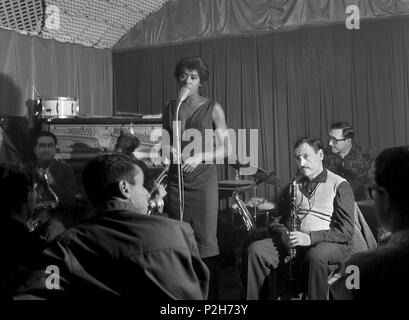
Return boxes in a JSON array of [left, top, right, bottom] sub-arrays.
[[147, 197, 165, 215]]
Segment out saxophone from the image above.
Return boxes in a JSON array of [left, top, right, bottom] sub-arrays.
[[232, 184, 257, 232], [28, 168, 60, 232], [288, 179, 300, 280], [231, 170, 277, 232]]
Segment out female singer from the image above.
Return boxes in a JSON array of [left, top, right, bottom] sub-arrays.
[[162, 56, 229, 299]]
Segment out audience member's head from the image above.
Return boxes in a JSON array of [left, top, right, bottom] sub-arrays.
[[371, 147, 409, 232], [293, 137, 324, 180], [82, 154, 150, 213], [0, 164, 35, 222], [33, 131, 58, 166], [328, 122, 355, 155], [114, 132, 140, 155]]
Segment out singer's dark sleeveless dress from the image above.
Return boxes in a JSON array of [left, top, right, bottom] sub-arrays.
[[163, 99, 219, 258]]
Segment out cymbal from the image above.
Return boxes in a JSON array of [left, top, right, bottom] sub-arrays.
[[253, 169, 287, 188], [227, 163, 288, 188], [218, 179, 253, 190]]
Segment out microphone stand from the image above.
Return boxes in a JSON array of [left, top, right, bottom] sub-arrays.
[[175, 98, 184, 222], [173, 86, 191, 222]]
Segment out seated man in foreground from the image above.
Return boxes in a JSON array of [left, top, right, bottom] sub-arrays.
[[330, 147, 409, 299], [0, 164, 46, 287], [7, 153, 209, 299], [247, 138, 355, 300]]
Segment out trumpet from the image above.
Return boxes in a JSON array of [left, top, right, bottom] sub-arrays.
[[146, 164, 169, 215], [149, 164, 169, 197], [147, 197, 165, 215]]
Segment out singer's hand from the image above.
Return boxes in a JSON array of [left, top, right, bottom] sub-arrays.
[[182, 154, 202, 173], [288, 231, 311, 247]]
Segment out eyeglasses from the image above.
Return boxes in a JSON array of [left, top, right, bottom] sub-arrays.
[[368, 185, 382, 200], [328, 136, 347, 144]]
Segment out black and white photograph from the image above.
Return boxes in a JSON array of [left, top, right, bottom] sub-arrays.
[[0, 0, 408, 315]]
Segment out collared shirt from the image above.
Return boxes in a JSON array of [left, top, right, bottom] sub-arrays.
[[275, 169, 355, 246], [324, 144, 375, 201], [298, 169, 328, 198]]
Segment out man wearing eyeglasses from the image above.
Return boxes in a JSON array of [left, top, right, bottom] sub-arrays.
[[330, 147, 409, 299], [324, 122, 375, 201]]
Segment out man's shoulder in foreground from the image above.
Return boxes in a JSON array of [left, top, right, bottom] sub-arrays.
[[60, 206, 197, 255]]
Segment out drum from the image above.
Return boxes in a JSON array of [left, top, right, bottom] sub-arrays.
[[42, 97, 79, 118], [244, 198, 277, 228]]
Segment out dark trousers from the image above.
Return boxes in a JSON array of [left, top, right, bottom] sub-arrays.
[[297, 242, 351, 300], [247, 238, 351, 300], [202, 255, 220, 300]]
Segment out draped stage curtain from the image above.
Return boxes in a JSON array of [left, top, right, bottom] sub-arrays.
[[0, 28, 113, 117], [113, 16, 409, 201], [0, 28, 113, 161], [115, 0, 409, 49]]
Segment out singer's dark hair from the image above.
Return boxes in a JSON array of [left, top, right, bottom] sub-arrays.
[[375, 147, 409, 213], [82, 154, 144, 206], [174, 56, 209, 84], [33, 131, 57, 146], [293, 137, 324, 153], [330, 122, 355, 140]]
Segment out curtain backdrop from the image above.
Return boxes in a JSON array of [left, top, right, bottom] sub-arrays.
[[0, 28, 113, 117], [115, 0, 409, 49], [113, 17, 409, 201]]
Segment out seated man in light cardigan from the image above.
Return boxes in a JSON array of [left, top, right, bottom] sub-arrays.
[[246, 137, 355, 300]]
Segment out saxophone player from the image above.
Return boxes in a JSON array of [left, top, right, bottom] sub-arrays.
[[28, 131, 76, 208], [246, 137, 355, 300]]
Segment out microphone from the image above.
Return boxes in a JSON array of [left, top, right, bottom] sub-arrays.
[[178, 86, 191, 102]]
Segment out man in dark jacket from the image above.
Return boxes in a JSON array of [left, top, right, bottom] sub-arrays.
[[8, 153, 209, 299], [330, 147, 409, 299], [0, 164, 46, 288]]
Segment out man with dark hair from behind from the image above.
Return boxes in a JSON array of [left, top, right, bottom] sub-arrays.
[[330, 147, 409, 299], [325, 122, 375, 201], [6, 153, 209, 299], [114, 131, 153, 191], [0, 164, 46, 287]]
